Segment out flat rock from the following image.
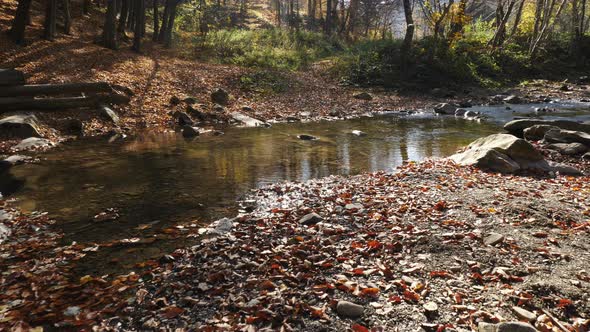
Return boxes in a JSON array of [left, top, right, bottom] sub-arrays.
[[504, 119, 590, 137], [345, 203, 364, 211], [543, 129, 590, 146], [546, 142, 589, 155], [434, 103, 457, 115], [512, 306, 537, 322], [548, 161, 583, 176], [299, 212, 323, 225], [336, 300, 364, 318], [504, 95, 523, 104], [207, 217, 235, 235], [13, 137, 55, 151], [231, 112, 269, 127], [497, 322, 537, 332], [484, 232, 504, 245], [0, 114, 42, 139]]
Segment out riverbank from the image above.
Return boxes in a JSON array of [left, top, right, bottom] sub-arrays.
[[1, 149, 589, 331]]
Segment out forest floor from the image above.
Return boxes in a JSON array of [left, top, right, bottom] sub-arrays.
[[1, 2, 590, 331], [1, 156, 589, 331]]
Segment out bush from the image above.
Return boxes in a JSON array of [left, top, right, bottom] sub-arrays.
[[193, 29, 345, 70]]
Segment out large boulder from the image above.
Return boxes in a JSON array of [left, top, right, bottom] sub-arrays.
[[543, 129, 590, 146], [504, 119, 590, 137], [0, 114, 42, 139], [523, 125, 559, 141], [450, 134, 548, 173]]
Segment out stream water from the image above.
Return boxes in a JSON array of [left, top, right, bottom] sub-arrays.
[[2, 101, 589, 275]]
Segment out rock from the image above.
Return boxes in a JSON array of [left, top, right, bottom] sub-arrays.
[[0, 223, 10, 243], [211, 88, 229, 105], [583, 152, 590, 160], [241, 105, 253, 112], [99, 105, 120, 124], [299, 212, 323, 225], [182, 126, 200, 138], [543, 129, 590, 146], [286, 116, 301, 122], [62, 118, 84, 136], [63, 306, 81, 317], [459, 101, 473, 108], [581, 98, 590, 102], [207, 217, 235, 235], [579, 76, 590, 84], [345, 203, 363, 211], [352, 130, 367, 136], [464, 110, 478, 118], [187, 105, 206, 120], [353, 92, 373, 100], [1, 155, 30, 172], [434, 103, 457, 115], [478, 322, 498, 332], [170, 96, 181, 105], [548, 161, 583, 176], [455, 108, 467, 116], [231, 112, 269, 127], [213, 104, 225, 113], [523, 125, 559, 141], [183, 96, 197, 104], [13, 137, 55, 151], [504, 95, 523, 104], [173, 111, 194, 126], [497, 322, 537, 332], [545, 142, 588, 155], [512, 307, 537, 322], [336, 300, 364, 318], [298, 134, 318, 141], [423, 302, 438, 313], [450, 134, 547, 173], [0, 114, 42, 139], [484, 233, 504, 246], [559, 84, 570, 91], [504, 119, 590, 137]]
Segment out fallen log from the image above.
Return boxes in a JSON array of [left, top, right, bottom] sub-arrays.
[[0, 82, 113, 97], [0, 94, 130, 112], [0, 69, 26, 86]]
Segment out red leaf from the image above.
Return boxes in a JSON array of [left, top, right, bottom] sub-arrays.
[[352, 323, 370, 332]]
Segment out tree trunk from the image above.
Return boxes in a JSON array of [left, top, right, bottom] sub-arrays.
[[158, 0, 171, 42], [153, 0, 159, 40], [10, 0, 33, 44], [102, 0, 118, 49], [44, 0, 58, 40], [118, 0, 129, 34], [133, 0, 145, 51], [62, 0, 72, 34], [324, 0, 332, 33], [83, 0, 91, 14], [401, 0, 414, 57], [0, 95, 130, 113], [164, 0, 177, 47], [0, 82, 113, 97], [490, 0, 517, 47], [510, 0, 525, 37], [345, 0, 358, 37]]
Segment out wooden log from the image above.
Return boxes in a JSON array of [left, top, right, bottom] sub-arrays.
[[0, 94, 130, 112], [0, 82, 113, 97], [0, 69, 26, 86]]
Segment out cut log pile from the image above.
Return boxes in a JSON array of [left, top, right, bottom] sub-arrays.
[[0, 69, 131, 113]]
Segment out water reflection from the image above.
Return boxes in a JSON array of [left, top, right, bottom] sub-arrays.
[[5, 106, 587, 274]]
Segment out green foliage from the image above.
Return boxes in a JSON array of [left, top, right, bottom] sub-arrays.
[[239, 70, 291, 94], [194, 29, 345, 70]]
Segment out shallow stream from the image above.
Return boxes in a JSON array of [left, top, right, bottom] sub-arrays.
[[2, 101, 589, 275]]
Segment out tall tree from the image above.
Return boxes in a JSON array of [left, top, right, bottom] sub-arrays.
[[401, 0, 415, 58], [44, 0, 58, 40], [62, 0, 72, 34], [10, 0, 33, 44], [153, 0, 160, 40], [133, 0, 145, 51], [102, 0, 118, 49]]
